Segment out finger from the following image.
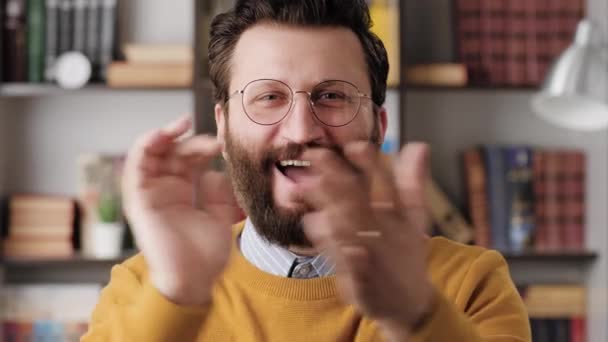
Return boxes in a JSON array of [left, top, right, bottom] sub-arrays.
[[395, 143, 432, 230], [171, 135, 222, 160], [298, 147, 366, 212], [140, 116, 193, 157], [343, 141, 399, 209], [199, 170, 243, 226]]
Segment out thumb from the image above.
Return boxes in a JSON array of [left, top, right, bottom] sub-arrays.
[[395, 143, 431, 233]]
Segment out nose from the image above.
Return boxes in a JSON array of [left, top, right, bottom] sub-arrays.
[[279, 92, 324, 144]]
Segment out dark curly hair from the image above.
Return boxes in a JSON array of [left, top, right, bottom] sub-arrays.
[[208, 0, 390, 109]]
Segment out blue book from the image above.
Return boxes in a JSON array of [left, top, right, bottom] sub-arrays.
[[483, 145, 509, 251], [503, 146, 535, 253]]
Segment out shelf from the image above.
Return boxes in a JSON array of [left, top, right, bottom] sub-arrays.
[[1, 251, 136, 284], [502, 251, 598, 262], [403, 85, 539, 92], [0, 83, 192, 97], [502, 251, 598, 285]]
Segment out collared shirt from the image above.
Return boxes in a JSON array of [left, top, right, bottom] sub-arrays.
[[239, 219, 335, 278]]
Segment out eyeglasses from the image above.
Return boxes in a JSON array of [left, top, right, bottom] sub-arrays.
[[226, 79, 374, 127]]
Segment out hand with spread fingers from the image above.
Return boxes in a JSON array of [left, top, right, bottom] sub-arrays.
[[122, 116, 241, 307], [297, 141, 436, 340]]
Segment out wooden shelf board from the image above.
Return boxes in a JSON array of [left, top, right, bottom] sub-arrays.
[[1, 250, 136, 267], [501, 251, 598, 262], [0, 83, 192, 96]]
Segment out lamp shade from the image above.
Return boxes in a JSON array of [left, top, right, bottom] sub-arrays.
[[532, 20, 608, 131]]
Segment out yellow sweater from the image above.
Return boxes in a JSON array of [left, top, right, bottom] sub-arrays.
[[83, 223, 531, 341]]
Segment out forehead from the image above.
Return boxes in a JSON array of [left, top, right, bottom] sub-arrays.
[[230, 22, 369, 90]]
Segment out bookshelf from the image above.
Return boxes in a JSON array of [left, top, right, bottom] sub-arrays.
[[0, 0, 607, 340], [402, 0, 608, 341]]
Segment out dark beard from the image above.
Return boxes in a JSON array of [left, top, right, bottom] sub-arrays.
[[224, 117, 382, 248], [225, 131, 313, 247]]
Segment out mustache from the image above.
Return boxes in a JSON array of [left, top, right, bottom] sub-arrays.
[[261, 142, 344, 171]]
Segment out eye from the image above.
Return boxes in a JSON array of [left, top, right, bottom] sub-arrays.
[[318, 92, 346, 100]]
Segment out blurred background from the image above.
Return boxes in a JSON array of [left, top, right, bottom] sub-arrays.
[[0, 0, 607, 341]]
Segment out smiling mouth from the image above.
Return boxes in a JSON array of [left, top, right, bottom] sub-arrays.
[[276, 159, 311, 177]]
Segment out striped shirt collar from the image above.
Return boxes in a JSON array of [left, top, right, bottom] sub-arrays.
[[239, 218, 335, 278]]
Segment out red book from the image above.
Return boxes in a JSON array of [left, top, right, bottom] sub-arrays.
[[533, 150, 563, 252], [523, 0, 540, 85], [463, 148, 491, 247], [506, 0, 526, 85], [570, 317, 586, 342], [535, 0, 553, 83], [561, 150, 586, 251], [480, 0, 507, 85], [455, 0, 483, 84]]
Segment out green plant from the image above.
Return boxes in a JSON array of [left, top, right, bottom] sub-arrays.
[[98, 192, 121, 223]]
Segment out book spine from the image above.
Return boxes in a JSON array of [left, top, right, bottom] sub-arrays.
[[504, 146, 535, 253], [3, 0, 28, 82], [536, 0, 552, 82], [27, 0, 46, 83], [44, 0, 59, 81], [523, 0, 539, 85], [532, 150, 547, 251], [58, 0, 72, 54], [98, 0, 116, 81], [481, 0, 507, 86], [570, 317, 586, 342], [483, 145, 509, 251], [562, 150, 586, 251], [463, 148, 491, 247], [85, 0, 100, 80], [505, 0, 526, 86], [455, 0, 482, 84], [543, 150, 562, 251], [72, 0, 86, 52]]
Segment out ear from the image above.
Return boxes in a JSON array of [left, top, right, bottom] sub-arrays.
[[215, 103, 227, 151], [376, 106, 388, 144]]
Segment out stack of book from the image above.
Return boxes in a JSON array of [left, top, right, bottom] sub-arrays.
[[455, 0, 584, 86], [107, 44, 193, 88], [1, 284, 101, 341], [0, 0, 118, 83], [463, 146, 586, 253], [2, 195, 76, 259], [520, 285, 587, 341]]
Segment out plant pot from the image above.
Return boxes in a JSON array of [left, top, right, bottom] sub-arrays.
[[90, 222, 125, 259]]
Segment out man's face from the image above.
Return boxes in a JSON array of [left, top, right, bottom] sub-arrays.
[[215, 23, 387, 247]]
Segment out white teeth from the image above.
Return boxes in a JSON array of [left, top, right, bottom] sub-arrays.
[[279, 160, 311, 167]]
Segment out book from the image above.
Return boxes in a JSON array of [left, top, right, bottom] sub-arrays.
[[455, 0, 483, 84], [44, 0, 60, 81], [2, 0, 27, 82], [99, 0, 117, 80], [483, 145, 509, 251], [523, 0, 540, 85], [425, 179, 474, 244], [560, 150, 586, 251], [479, 0, 507, 85], [1, 284, 101, 340], [4, 195, 76, 259], [405, 63, 468, 87], [463, 148, 491, 247], [533, 150, 562, 252], [58, 0, 73, 55], [106, 62, 193, 88], [123, 44, 193, 65], [505, 0, 526, 86], [27, 0, 45, 83], [85, 0, 101, 80], [369, 0, 400, 87], [0, 0, 4, 82], [72, 0, 87, 52], [504, 146, 535, 252]]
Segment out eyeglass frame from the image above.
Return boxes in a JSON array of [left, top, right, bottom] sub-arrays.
[[224, 78, 377, 127]]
